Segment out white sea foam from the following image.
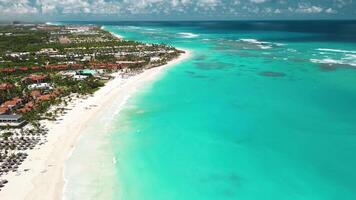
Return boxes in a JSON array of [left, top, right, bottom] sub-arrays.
[[124, 26, 141, 30], [112, 157, 117, 164], [345, 54, 356, 59], [46, 22, 62, 26], [311, 58, 340, 64], [258, 45, 272, 49], [287, 48, 297, 52], [312, 48, 356, 67], [319, 52, 332, 55], [238, 39, 286, 47], [239, 38, 267, 44], [317, 48, 356, 54], [145, 28, 158, 31], [310, 58, 356, 67], [178, 32, 200, 38], [238, 38, 274, 49]]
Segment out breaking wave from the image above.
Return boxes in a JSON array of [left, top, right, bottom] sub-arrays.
[[317, 48, 356, 54], [310, 58, 356, 67], [312, 48, 356, 67], [238, 38, 285, 49], [178, 32, 200, 38]]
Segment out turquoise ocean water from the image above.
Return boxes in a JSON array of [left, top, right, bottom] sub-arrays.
[[65, 21, 356, 200]]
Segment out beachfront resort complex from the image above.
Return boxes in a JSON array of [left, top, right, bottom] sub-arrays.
[[1, 0, 356, 199], [0, 23, 183, 190]]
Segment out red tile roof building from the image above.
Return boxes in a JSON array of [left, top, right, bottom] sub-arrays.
[[0, 107, 9, 115], [17, 89, 63, 113], [0, 83, 14, 91], [0, 97, 22, 115], [30, 90, 42, 99], [23, 74, 48, 84], [17, 102, 35, 113]]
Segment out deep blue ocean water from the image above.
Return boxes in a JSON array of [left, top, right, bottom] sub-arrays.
[[65, 21, 356, 200]]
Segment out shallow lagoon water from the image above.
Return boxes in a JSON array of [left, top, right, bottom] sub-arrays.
[[66, 21, 356, 200]]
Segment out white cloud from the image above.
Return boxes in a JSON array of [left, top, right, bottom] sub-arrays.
[[250, 0, 267, 3], [274, 8, 282, 14], [36, 0, 123, 15], [0, 0, 38, 15], [333, 0, 348, 8], [295, 4, 323, 13], [0, 0, 353, 18], [325, 8, 337, 14]]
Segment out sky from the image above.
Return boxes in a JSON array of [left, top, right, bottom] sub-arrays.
[[0, 0, 355, 21]]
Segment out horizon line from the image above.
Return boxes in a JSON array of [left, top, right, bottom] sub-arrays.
[[2, 19, 356, 24]]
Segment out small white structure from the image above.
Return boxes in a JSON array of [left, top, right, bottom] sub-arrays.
[[60, 71, 77, 77], [73, 75, 89, 81], [28, 83, 53, 90], [96, 69, 105, 74], [37, 48, 58, 54], [150, 57, 161, 62], [81, 55, 91, 61], [116, 60, 145, 64]]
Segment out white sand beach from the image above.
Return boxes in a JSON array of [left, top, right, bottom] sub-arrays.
[[101, 26, 124, 39], [0, 50, 191, 200]]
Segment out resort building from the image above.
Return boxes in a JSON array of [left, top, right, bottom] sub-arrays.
[[17, 89, 62, 113], [17, 102, 35, 113], [37, 94, 54, 101], [0, 97, 23, 114], [58, 36, 71, 44], [28, 83, 53, 90], [30, 90, 42, 99], [0, 107, 9, 115], [37, 48, 58, 55], [23, 74, 48, 84], [0, 83, 14, 91], [0, 114, 26, 128], [115, 60, 145, 65]]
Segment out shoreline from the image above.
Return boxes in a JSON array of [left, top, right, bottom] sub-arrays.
[[101, 26, 124, 39], [0, 49, 191, 200]]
